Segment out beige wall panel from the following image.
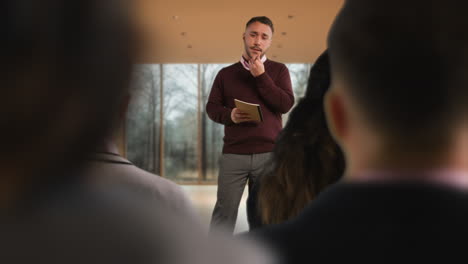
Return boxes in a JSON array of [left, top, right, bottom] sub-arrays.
[[134, 0, 344, 63]]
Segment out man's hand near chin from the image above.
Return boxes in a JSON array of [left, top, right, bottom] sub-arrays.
[[249, 55, 265, 77]]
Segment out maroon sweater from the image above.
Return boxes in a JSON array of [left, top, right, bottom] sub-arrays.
[[206, 60, 294, 154]]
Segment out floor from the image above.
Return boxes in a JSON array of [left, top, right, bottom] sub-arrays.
[[181, 185, 249, 234]]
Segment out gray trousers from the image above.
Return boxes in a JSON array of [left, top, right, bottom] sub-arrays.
[[210, 152, 272, 233]]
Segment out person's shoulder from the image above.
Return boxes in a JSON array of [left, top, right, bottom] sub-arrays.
[[103, 164, 202, 221], [265, 60, 289, 75], [225, 61, 242, 69], [265, 59, 287, 69], [218, 62, 242, 74], [91, 162, 194, 211], [126, 165, 186, 197]]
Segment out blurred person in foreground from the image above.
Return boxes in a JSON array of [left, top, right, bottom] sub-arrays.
[[248, 0, 468, 262], [247, 50, 344, 230], [0, 1, 274, 263]]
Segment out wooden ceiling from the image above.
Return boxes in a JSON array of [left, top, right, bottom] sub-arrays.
[[133, 0, 344, 63]]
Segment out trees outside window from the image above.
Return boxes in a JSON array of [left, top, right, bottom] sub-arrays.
[[126, 63, 310, 183]]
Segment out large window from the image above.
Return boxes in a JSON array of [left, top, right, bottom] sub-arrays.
[[126, 63, 311, 184], [126, 65, 161, 173], [162, 64, 198, 182]]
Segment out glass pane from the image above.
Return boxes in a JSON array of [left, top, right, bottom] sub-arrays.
[[284, 64, 312, 125], [287, 64, 311, 99], [200, 64, 229, 182], [126, 64, 161, 174], [163, 64, 198, 182]]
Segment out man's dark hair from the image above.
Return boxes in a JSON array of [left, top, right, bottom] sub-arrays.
[[328, 0, 468, 150], [246, 16, 274, 33]]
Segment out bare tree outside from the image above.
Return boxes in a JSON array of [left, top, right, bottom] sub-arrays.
[[163, 64, 198, 182], [126, 64, 161, 174], [283, 64, 312, 125], [201, 64, 228, 181]]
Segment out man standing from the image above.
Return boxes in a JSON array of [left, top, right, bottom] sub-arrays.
[[206, 16, 294, 233]]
